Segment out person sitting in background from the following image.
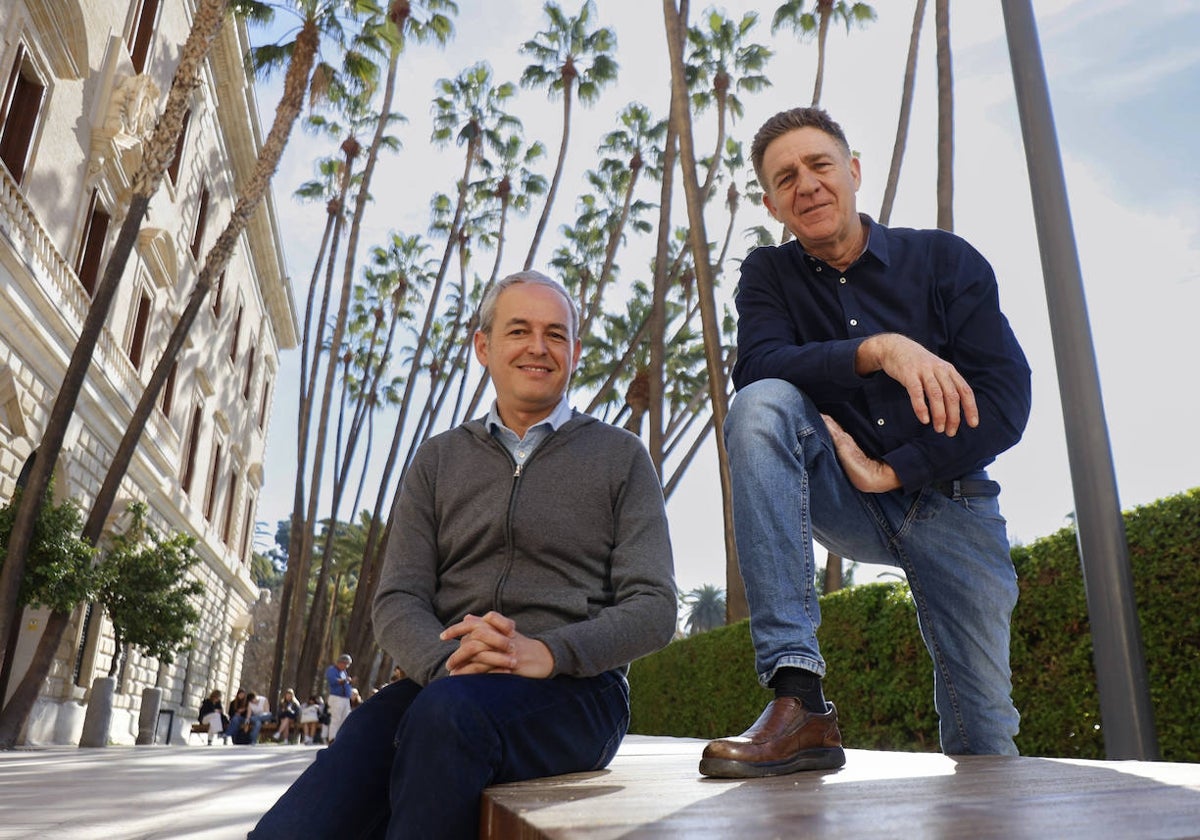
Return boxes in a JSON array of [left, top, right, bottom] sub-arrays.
[[274, 689, 301, 742], [245, 691, 273, 744], [197, 689, 227, 746], [223, 688, 249, 741], [298, 695, 322, 745]]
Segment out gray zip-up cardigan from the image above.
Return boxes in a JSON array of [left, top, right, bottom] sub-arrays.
[[372, 413, 677, 686]]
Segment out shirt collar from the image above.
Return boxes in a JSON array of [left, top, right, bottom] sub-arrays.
[[486, 395, 574, 437]]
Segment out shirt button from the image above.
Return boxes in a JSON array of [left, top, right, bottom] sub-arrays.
[[849, 319, 858, 326], [815, 266, 822, 272], [839, 277, 847, 284], [876, 418, 885, 426]]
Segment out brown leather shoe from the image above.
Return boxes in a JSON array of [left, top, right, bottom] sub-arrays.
[[699, 698, 845, 778]]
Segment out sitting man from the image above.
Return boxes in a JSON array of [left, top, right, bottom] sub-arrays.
[[252, 271, 677, 838], [700, 107, 1031, 779]]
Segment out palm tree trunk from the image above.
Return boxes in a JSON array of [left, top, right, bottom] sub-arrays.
[[293, 38, 402, 693], [0, 0, 229, 669], [0, 609, 72, 747], [935, 0, 954, 231], [648, 121, 678, 476], [663, 0, 745, 622], [523, 85, 573, 270], [812, 1, 832, 106], [879, 0, 927, 225]]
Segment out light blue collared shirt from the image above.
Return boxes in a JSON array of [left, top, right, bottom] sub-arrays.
[[486, 396, 574, 467]]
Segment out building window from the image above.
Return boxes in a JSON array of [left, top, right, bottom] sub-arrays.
[[0, 45, 46, 184], [166, 108, 190, 184], [126, 289, 152, 370], [222, 471, 238, 545], [181, 405, 202, 494], [229, 303, 242, 363], [204, 442, 222, 523], [240, 494, 256, 562], [212, 270, 225, 318], [75, 190, 111, 297], [128, 0, 161, 75], [258, 372, 272, 430], [243, 343, 255, 400], [190, 182, 209, 260], [161, 360, 177, 419]]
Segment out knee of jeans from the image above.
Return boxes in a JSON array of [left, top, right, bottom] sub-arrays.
[[403, 679, 496, 749], [727, 379, 814, 444]]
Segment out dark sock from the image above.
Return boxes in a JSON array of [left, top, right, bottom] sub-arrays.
[[769, 667, 827, 713]]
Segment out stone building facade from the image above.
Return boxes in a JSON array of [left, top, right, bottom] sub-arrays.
[[0, 0, 296, 744]]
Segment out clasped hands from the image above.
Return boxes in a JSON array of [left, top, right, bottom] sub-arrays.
[[825, 333, 979, 493], [440, 611, 554, 678]]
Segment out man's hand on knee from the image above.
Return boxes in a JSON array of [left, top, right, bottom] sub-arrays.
[[822, 414, 901, 493]]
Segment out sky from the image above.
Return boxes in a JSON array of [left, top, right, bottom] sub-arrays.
[[249, 0, 1200, 595]]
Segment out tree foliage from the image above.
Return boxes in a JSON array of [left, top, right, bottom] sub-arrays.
[[0, 486, 96, 614], [97, 503, 204, 675]]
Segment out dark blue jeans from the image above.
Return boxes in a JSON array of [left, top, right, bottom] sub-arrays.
[[250, 670, 630, 839]]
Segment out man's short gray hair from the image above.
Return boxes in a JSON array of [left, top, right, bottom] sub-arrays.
[[477, 270, 579, 340]]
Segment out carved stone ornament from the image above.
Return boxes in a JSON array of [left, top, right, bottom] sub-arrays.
[[105, 73, 162, 150]]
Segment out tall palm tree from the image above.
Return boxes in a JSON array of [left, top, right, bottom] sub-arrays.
[[344, 63, 518, 674], [685, 10, 771, 198], [935, 0, 953, 231], [0, 0, 235, 675], [342, 234, 436, 667], [771, 0, 876, 107], [519, 0, 618, 270], [292, 0, 456, 694], [662, 0, 744, 621], [879, 0, 927, 225]]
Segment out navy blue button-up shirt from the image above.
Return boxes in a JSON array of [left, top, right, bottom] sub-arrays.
[[732, 216, 1031, 493]]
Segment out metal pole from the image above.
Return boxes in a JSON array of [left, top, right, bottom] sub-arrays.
[[1000, 0, 1158, 760]]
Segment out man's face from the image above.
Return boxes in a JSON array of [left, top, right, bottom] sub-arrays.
[[474, 283, 581, 427], [760, 126, 861, 254]]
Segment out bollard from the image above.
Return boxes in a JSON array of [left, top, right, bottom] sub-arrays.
[[79, 677, 115, 748], [136, 687, 162, 745]]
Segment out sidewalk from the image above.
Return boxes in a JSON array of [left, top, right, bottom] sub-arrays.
[[3, 737, 1199, 839], [0, 742, 314, 839]]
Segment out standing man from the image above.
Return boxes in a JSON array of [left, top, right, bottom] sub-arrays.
[[324, 653, 353, 743], [252, 271, 676, 838], [700, 107, 1031, 779]]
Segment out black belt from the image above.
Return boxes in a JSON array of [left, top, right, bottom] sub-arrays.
[[930, 478, 1000, 498]]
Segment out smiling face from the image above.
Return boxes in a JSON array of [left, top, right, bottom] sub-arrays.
[[760, 126, 863, 265], [474, 281, 581, 437]]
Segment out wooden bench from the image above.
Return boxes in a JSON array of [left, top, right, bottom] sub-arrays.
[[188, 722, 227, 745]]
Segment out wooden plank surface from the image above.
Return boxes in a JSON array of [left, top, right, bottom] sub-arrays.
[[481, 736, 1200, 839]]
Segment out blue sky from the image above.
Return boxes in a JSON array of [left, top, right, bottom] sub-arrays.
[[251, 0, 1200, 592]]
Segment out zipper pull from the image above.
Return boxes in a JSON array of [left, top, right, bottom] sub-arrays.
[[513, 463, 522, 478]]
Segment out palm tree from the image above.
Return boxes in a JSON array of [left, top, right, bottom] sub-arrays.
[[662, 0, 743, 621], [0, 0, 235, 676], [681, 584, 726, 635], [292, 0, 457, 695], [879, 0, 927, 225], [771, 0, 876, 106], [685, 10, 771, 198], [343, 63, 518, 678], [342, 234, 436, 668], [519, 0, 618, 270], [935, 0, 953, 231]]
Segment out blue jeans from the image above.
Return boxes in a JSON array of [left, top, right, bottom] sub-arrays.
[[250, 671, 630, 839], [726, 379, 1020, 755]]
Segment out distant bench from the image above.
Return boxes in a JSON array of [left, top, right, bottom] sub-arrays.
[[187, 720, 280, 744]]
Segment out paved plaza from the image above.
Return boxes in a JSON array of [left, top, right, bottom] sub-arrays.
[[3, 737, 1200, 838]]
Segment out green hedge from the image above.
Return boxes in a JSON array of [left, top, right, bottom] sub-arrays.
[[630, 487, 1200, 761]]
